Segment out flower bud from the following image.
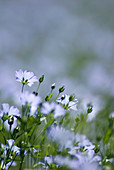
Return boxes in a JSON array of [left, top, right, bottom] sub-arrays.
[[2, 114, 9, 121], [51, 83, 55, 90], [59, 86, 65, 93], [45, 95, 49, 101], [87, 103, 93, 113], [15, 126, 20, 133], [69, 94, 75, 101], [39, 75, 44, 83], [61, 94, 65, 100], [8, 116, 14, 126], [33, 91, 38, 96]]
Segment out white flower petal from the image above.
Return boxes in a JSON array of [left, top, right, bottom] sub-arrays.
[[23, 70, 34, 80], [9, 106, 19, 116], [7, 139, 14, 148], [2, 103, 9, 113], [54, 104, 65, 118], [41, 102, 55, 115], [15, 69, 24, 82]]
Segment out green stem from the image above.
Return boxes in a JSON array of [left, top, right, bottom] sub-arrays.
[[21, 84, 24, 93], [52, 93, 60, 102], [36, 82, 40, 93], [8, 154, 17, 170], [19, 154, 25, 170]]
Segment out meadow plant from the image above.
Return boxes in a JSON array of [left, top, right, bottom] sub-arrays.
[[0, 69, 113, 170]]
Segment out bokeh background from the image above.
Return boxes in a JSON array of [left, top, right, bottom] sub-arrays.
[[0, 0, 114, 120]]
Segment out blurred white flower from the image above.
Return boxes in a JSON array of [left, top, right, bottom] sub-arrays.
[[45, 155, 53, 165], [54, 155, 78, 170], [15, 69, 38, 86], [0, 103, 9, 117], [54, 104, 65, 118], [57, 94, 78, 111], [109, 112, 114, 119], [41, 102, 65, 118], [0, 103, 19, 117], [41, 102, 55, 115], [20, 91, 41, 115], [75, 133, 95, 150], [48, 126, 74, 149], [68, 151, 101, 169]]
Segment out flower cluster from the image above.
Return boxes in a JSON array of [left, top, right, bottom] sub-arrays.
[[0, 69, 113, 170]]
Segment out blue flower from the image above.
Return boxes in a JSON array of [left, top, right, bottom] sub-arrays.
[[15, 69, 38, 86]]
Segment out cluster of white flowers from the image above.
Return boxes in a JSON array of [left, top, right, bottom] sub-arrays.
[[48, 125, 101, 169], [0, 69, 102, 170], [1, 139, 20, 169]]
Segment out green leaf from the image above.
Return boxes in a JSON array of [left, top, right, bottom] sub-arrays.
[[28, 124, 37, 137], [0, 124, 3, 131], [104, 128, 111, 144], [43, 119, 55, 132]]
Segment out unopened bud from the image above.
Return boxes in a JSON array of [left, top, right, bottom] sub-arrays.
[[2, 114, 8, 121], [15, 126, 20, 133], [8, 116, 14, 126], [87, 103, 93, 113], [33, 91, 38, 96], [39, 75, 44, 83], [69, 94, 75, 101], [61, 94, 65, 100], [59, 86, 65, 93], [51, 83, 55, 90]]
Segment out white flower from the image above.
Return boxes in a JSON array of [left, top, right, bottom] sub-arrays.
[[57, 94, 78, 111], [20, 91, 41, 115], [41, 102, 65, 118], [0, 103, 20, 131], [15, 69, 38, 86], [2, 139, 20, 155], [7, 139, 20, 154]]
